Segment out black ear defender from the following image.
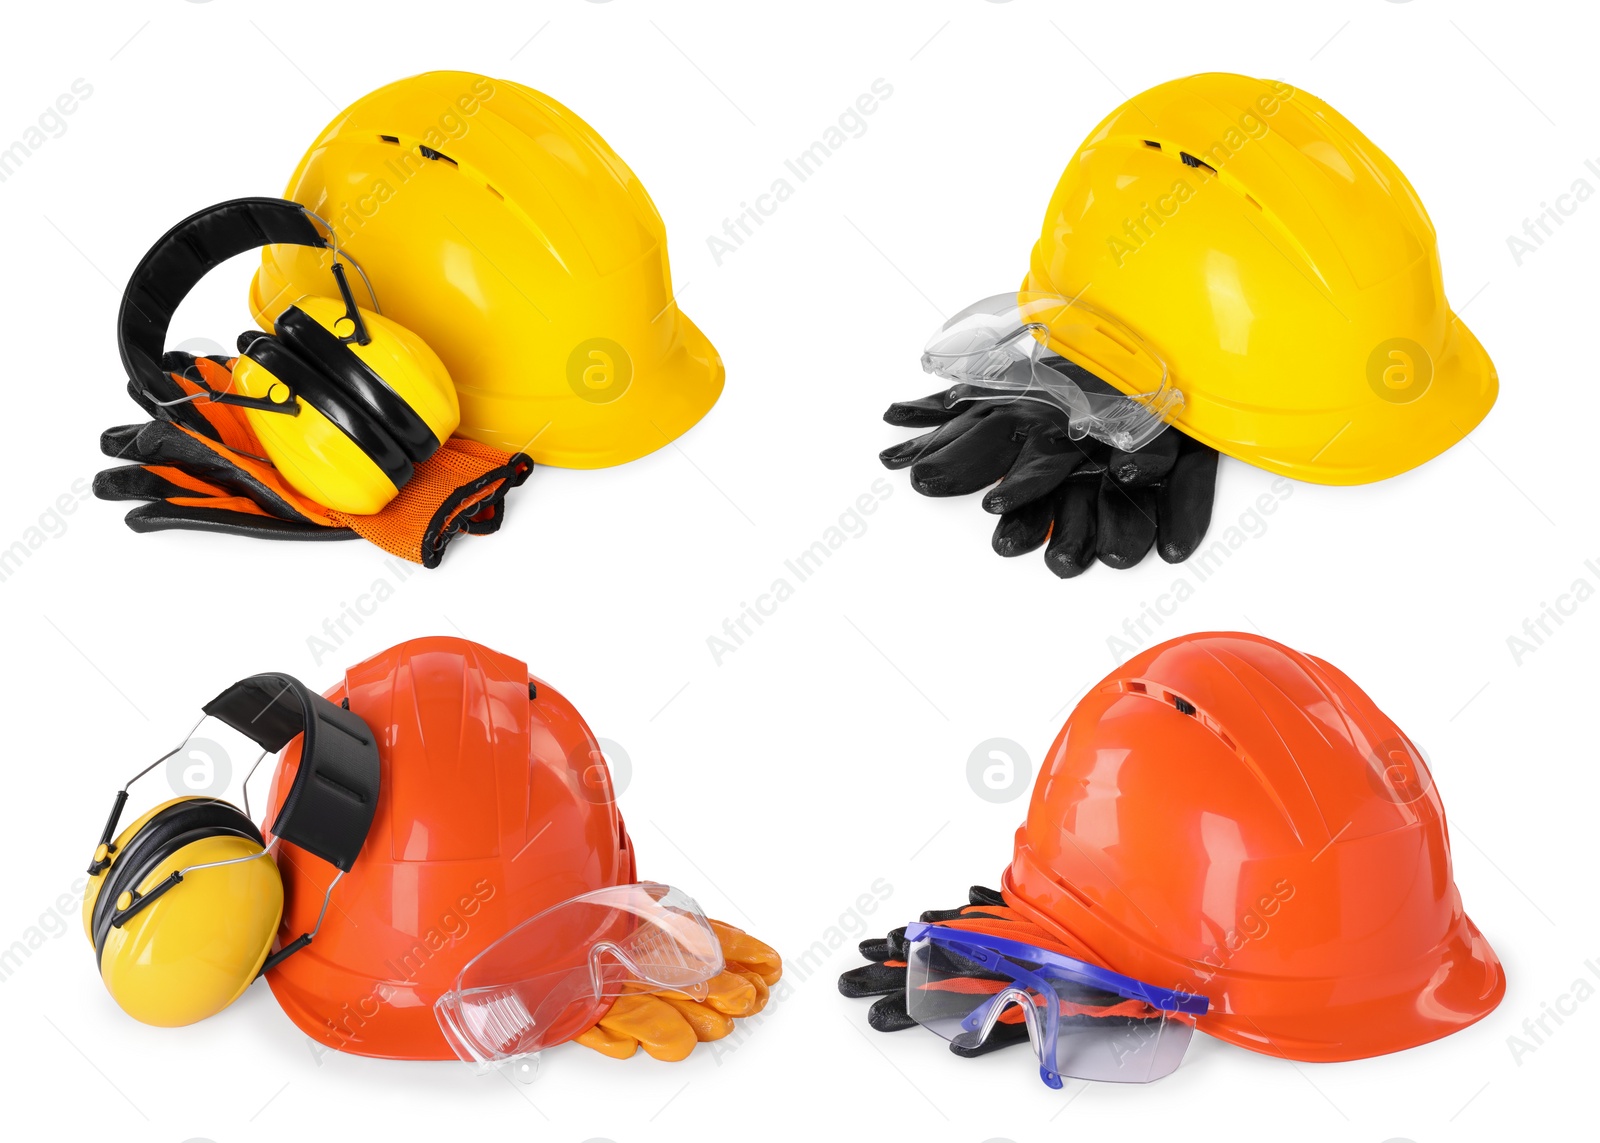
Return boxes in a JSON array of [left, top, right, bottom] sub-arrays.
[[117, 198, 460, 514]]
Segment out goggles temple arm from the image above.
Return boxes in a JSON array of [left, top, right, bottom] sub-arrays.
[[921, 933, 1068, 1089]]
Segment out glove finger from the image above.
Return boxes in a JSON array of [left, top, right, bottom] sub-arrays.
[[855, 924, 910, 963], [922, 900, 996, 923], [1042, 478, 1099, 579], [883, 391, 963, 428], [838, 960, 905, 999], [856, 936, 894, 963], [969, 886, 1006, 907], [949, 1017, 1032, 1057], [866, 992, 918, 1033], [94, 464, 228, 505], [99, 420, 324, 524], [119, 502, 348, 540], [879, 406, 985, 469], [595, 994, 697, 1062], [1105, 425, 1180, 488], [734, 969, 771, 1015], [982, 432, 1090, 514], [992, 496, 1055, 557], [659, 996, 737, 1042], [1156, 438, 1220, 563], [1096, 480, 1159, 569], [572, 1023, 639, 1060], [909, 413, 1032, 496], [710, 920, 783, 985], [691, 970, 759, 1017]]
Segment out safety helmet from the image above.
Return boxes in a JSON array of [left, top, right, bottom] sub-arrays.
[[250, 71, 723, 469], [1023, 73, 1497, 485], [261, 636, 636, 1059], [1003, 632, 1504, 1062]]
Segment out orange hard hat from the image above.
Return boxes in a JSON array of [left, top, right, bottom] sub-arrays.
[[1003, 632, 1503, 1062], [261, 636, 636, 1060]]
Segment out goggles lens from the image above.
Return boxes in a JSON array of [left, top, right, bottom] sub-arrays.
[[903, 922, 1207, 1087], [920, 291, 1181, 453], [434, 882, 723, 1074]]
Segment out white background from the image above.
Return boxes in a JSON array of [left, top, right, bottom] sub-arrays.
[[0, 1, 1593, 1140]]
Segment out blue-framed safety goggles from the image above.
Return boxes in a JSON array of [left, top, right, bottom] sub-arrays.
[[903, 922, 1210, 1087]]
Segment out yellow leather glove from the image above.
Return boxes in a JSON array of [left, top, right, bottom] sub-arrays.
[[573, 919, 783, 1061]]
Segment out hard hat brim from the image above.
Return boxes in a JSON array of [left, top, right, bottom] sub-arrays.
[[1175, 309, 1499, 487], [509, 305, 725, 471], [1003, 847, 1506, 1063]]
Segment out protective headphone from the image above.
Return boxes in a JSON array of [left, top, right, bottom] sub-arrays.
[[83, 675, 380, 1028], [117, 198, 460, 515]]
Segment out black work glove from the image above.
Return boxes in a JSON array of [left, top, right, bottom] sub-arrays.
[[880, 363, 1219, 577], [838, 886, 1031, 1057]]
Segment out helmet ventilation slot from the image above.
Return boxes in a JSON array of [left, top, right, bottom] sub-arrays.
[[418, 145, 458, 167], [1143, 139, 1162, 150], [378, 135, 400, 144], [1103, 679, 1241, 754], [1179, 151, 1217, 175]]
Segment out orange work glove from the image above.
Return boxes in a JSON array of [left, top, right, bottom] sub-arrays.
[[573, 919, 783, 1061]]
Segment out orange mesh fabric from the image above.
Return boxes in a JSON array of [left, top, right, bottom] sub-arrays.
[[329, 439, 532, 567]]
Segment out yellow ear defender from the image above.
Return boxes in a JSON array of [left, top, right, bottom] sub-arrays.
[[118, 198, 459, 515], [83, 797, 283, 1027], [83, 675, 380, 1028]]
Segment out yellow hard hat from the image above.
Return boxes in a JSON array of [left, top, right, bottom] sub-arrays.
[[251, 72, 723, 469], [1023, 73, 1497, 485]]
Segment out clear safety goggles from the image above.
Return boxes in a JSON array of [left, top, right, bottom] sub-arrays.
[[903, 922, 1208, 1087], [921, 292, 1182, 453], [434, 882, 723, 1080]]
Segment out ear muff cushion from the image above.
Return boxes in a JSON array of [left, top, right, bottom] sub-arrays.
[[238, 332, 414, 491], [275, 306, 441, 465], [92, 799, 265, 963]]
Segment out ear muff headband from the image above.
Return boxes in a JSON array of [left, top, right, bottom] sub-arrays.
[[92, 799, 263, 962], [275, 306, 440, 464], [119, 198, 330, 398], [89, 673, 380, 912], [200, 673, 380, 871], [117, 198, 417, 487]]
